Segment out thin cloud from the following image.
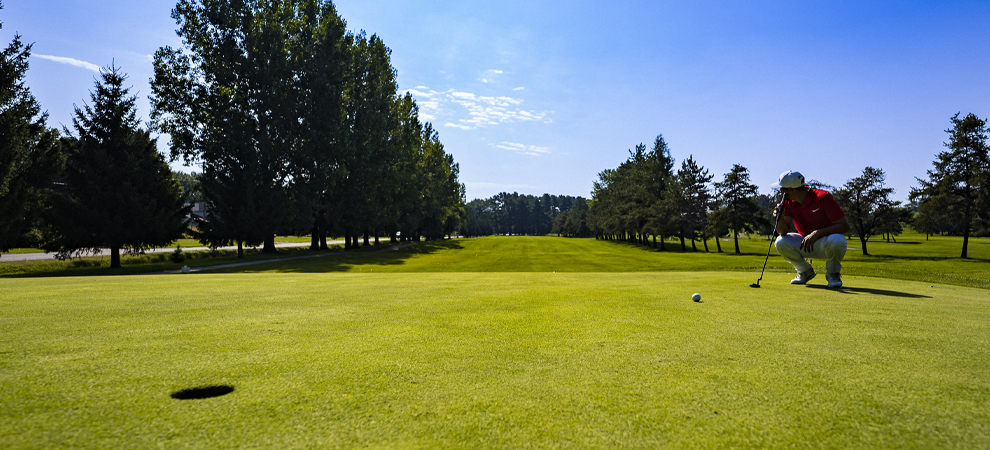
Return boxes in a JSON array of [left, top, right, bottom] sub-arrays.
[[493, 141, 550, 156], [405, 88, 437, 98], [33, 54, 100, 72], [513, 87, 525, 91], [405, 87, 550, 130], [488, 69, 504, 74]]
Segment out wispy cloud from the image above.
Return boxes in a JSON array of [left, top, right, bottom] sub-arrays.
[[488, 69, 504, 74], [493, 141, 551, 156], [513, 87, 525, 91], [33, 54, 101, 72], [405, 87, 549, 130]]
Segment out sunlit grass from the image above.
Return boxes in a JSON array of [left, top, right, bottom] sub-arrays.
[[219, 232, 990, 289], [2, 272, 987, 448]]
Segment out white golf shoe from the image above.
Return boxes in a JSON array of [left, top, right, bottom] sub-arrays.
[[826, 273, 843, 288], [790, 268, 816, 285]]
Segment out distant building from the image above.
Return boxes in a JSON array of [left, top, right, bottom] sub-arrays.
[[186, 202, 208, 221]]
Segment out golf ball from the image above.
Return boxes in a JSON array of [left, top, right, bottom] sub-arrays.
[[692, 293, 701, 302]]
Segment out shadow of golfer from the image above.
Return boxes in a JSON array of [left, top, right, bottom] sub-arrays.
[[805, 285, 932, 298]]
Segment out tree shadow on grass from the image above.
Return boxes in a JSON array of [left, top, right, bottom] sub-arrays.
[[854, 254, 990, 264], [804, 284, 932, 298], [0, 241, 467, 277], [606, 238, 765, 256], [213, 240, 467, 274]]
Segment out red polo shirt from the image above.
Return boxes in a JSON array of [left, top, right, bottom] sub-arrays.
[[781, 188, 845, 236]]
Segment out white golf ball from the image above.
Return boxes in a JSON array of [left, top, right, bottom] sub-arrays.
[[692, 293, 701, 302]]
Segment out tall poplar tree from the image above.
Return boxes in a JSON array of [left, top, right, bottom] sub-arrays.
[[289, 0, 351, 250], [334, 33, 397, 247], [152, 0, 298, 257], [43, 66, 187, 268]]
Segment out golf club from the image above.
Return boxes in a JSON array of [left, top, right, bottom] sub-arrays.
[[751, 193, 785, 288]]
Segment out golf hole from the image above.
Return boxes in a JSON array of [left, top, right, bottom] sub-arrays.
[[170, 385, 234, 400]]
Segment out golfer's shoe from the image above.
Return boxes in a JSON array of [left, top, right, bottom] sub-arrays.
[[826, 273, 843, 288], [790, 268, 816, 285]]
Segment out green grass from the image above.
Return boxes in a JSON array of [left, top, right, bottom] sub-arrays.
[[214, 232, 990, 289], [2, 234, 988, 447], [3, 248, 44, 254], [2, 272, 988, 448]]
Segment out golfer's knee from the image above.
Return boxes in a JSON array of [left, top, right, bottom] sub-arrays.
[[825, 235, 847, 251], [774, 235, 793, 252]]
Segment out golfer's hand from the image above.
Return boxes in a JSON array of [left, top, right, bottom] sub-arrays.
[[800, 232, 819, 252]]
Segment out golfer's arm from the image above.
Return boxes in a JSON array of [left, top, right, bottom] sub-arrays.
[[776, 215, 793, 237], [813, 217, 851, 237]]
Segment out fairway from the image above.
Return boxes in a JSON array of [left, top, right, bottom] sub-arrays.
[[3, 245, 990, 448]]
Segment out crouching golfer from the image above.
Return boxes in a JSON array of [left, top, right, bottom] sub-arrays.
[[772, 171, 851, 288]]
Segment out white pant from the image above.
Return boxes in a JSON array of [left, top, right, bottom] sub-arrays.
[[774, 233, 847, 274]]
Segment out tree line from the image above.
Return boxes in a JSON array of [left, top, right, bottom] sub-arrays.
[[0, 0, 464, 267], [462, 193, 585, 237], [577, 117, 989, 258]]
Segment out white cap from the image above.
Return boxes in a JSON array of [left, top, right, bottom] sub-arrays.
[[771, 170, 806, 189]]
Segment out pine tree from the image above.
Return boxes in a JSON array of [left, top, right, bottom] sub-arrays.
[[911, 113, 989, 258], [676, 155, 713, 251], [713, 164, 766, 254], [834, 167, 899, 255], [0, 4, 63, 253], [43, 66, 187, 268]]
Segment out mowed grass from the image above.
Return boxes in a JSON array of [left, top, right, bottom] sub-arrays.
[[2, 272, 989, 448], [2, 235, 989, 448], [221, 233, 990, 289]]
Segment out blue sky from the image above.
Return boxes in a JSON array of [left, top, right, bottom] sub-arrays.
[[4, 0, 989, 201]]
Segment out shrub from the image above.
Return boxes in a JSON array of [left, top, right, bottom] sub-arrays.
[[169, 246, 186, 264]]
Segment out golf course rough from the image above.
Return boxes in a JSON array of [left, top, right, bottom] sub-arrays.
[[2, 270, 989, 448]]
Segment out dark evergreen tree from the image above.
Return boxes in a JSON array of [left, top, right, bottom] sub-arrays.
[[675, 155, 713, 251], [911, 113, 989, 258], [43, 66, 187, 268], [713, 164, 766, 254], [0, 4, 64, 253]]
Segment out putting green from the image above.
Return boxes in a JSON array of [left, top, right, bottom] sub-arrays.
[[2, 272, 988, 448]]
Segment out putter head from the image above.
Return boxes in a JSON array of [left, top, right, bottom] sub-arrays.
[[749, 283, 761, 288]]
